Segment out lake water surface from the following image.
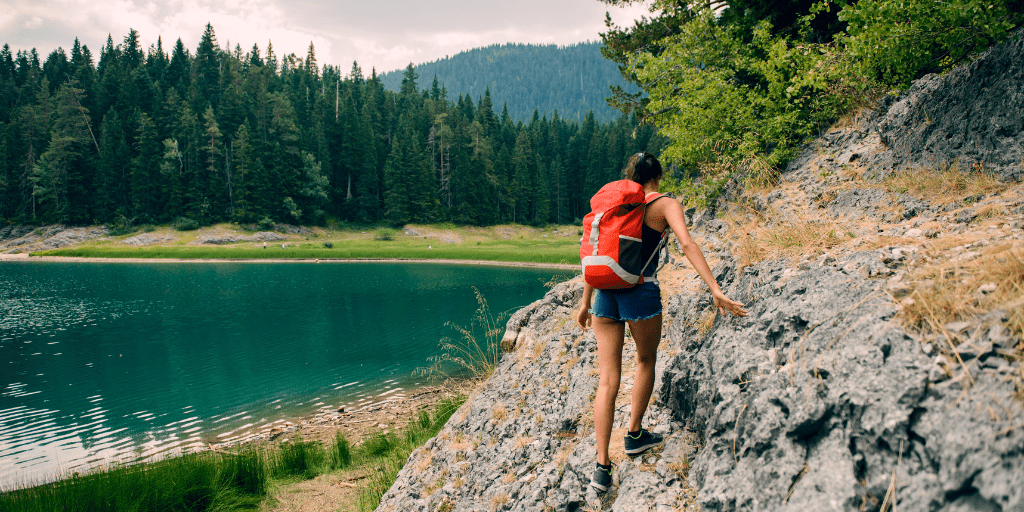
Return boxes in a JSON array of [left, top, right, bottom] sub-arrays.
[[0, 261, 574, 489]]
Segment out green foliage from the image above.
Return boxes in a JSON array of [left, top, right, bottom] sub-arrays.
[[330, 431, 352, 469], [374, 228, 396, 241], [420, 288, 509, 382], [172, 216, 200, 231], [219, 447, 268, 496], [1, 396, 466, 512], [629, 13, 844, 204], [355, 396, 465, 511], [836, 0, 1021, 86], [256, 216, 275, 231], [107, 214, 137, 236], [323, 241, 334, 249], [0, 451, 263, 512], [273, 439, 326, 479], [603, 0, 1019, 207]]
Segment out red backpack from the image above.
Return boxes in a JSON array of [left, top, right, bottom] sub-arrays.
[[580, 180, 666, 289]]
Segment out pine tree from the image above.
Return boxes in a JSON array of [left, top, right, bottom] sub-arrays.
[[130, 113, 160, 220], [33, 82, 95, 223], [194, 24, 220, 109], [298, 151, 328, 224], [228, 123, 253, 220], [202, 106, 224, 220]]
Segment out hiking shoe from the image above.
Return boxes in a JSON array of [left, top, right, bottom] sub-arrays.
[[590, 463, 613, 491], [624, 428, 664, 456]]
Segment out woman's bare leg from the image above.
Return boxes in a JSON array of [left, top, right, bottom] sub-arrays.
[[626, 314, 662, 432], [593, 315, 624, 466]]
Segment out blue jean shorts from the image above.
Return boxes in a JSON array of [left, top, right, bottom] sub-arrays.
[[590, 281, 663, 323]]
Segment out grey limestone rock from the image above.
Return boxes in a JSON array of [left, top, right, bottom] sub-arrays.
[[861, 29, 1024, 182], [189, 231, 285, 244], [374, 29, 1024, 512], [121, 233, 174, 246], [1, 225, 107, 252]]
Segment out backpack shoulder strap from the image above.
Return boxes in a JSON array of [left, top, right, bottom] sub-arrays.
[[644, 192, 665, 204]]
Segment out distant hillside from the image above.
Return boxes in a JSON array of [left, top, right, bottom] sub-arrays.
[[377, 42, 637, 122]]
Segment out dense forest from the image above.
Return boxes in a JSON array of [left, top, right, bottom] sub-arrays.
[[377, 42, 636, 122], [0, 25, 664, 228]]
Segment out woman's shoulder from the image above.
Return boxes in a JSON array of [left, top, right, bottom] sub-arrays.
[[650, 193, 681, 212]]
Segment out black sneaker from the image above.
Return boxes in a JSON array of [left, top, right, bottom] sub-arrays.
[[624, 428, 664, 456], [590, 463, 613, 491]]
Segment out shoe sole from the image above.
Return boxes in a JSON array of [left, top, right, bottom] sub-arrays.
[[624, 440, 664, 456], [589, 480, 609, 492]]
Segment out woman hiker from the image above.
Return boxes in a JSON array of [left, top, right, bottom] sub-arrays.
[[576, 152, 748, 491]]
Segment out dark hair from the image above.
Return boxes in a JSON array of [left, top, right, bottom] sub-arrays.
[[624, 152, 663, 185]]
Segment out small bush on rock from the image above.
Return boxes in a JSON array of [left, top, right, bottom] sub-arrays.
[[257, 217, 275, 231], [172, 217, 200, 231]]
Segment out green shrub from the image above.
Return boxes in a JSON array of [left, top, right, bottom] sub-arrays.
[[330, 431, 352, 469], [374, 228, 396, 241], [273, 439, 326, 479], [323, 241, 334, 249], [219, 448, 268, 496], [172, 217, 200, 231], [837, 0, 1020, 86], [108, 215, 138, 236], [360, 432, 396, 458], [419, 288, 509, 382], [257, 216, 275, 231]]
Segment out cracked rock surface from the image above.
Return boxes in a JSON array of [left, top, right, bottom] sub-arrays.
[[377, 30, 1024, 512]]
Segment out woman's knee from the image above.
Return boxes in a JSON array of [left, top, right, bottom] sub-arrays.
[[598, 370, 622, 389], [635, 352, 657, 368]]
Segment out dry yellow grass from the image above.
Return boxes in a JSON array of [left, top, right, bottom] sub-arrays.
[[413, 450, 434, 472], [492, 405, 508, 423], [696, 309, 718, 337], [883, 163, 1006, 204], [490, 491, 509, 510], [562, 355, 581, 377], [723, 205, 849, 267], [532, 339, 547, 359], [513, 435, 534, 450], [902, 247, 1024, 341], [553, 441, 577, 469]]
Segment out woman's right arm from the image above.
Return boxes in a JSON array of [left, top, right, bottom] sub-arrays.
[[661, 198, 748, 317], [576, 282, 594, 331]]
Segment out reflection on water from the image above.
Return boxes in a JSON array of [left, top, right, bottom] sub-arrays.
[[0, 261, 572, 490]]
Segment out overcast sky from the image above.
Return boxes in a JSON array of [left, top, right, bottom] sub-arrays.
[[1, 0, 652, 74]]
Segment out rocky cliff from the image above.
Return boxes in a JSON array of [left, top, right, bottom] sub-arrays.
[[377, 33, 1024, 512]]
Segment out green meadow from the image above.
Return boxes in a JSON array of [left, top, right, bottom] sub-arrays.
[[31, 224, 582, 266]]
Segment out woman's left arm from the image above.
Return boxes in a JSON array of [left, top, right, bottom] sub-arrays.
[[662, 198, 748, 317], [576, 282, 595, 331]]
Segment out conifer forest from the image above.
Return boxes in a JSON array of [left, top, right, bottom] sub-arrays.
[[0, 25, 665, 228]]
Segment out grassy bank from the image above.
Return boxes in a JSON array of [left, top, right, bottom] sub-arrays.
[[0, 396, 465, 512], [29, 224, 581, 266]]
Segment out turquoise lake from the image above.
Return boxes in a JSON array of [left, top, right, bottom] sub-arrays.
[[0, 261, 574, 490]]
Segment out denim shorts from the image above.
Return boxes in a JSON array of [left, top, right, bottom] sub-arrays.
[[590, 281, 663, 323]]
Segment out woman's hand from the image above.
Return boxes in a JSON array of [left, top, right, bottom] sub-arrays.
[[576, 304, 592, 331], [713, 291, 748, 317]]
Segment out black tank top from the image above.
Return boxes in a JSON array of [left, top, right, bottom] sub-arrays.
[[640, 222, 663, 277]]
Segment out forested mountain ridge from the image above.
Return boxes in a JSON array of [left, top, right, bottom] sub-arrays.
[[377, 42, 636, 123], [0, 25, 664, 228]]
